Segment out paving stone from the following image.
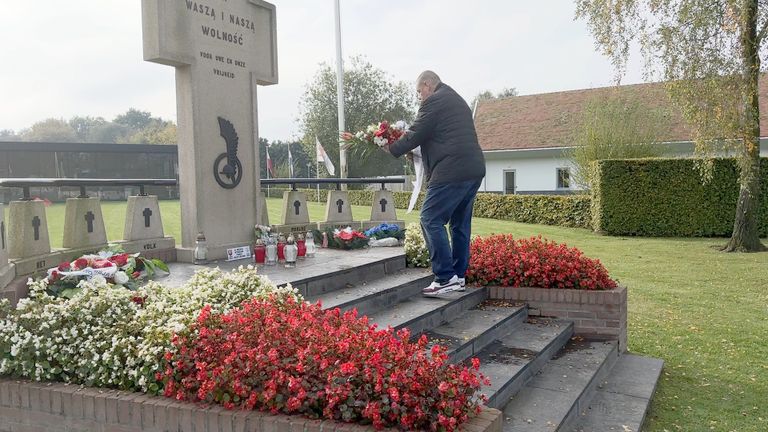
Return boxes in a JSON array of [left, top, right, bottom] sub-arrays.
[[568, 354, 664, 432], [501, 341, 618, 432]]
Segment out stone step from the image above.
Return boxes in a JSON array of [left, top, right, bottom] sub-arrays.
[[569, 354, 664, 432], [298, 252, 406, 298], [421, 303, 528, 364], [365, 287, 488, 336], [500, 340, 619, 432], [308, 267, 434, 317], [476, 318, 575, 410]]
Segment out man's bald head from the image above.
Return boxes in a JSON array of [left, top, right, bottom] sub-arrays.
[[416, 70, 441, 102]]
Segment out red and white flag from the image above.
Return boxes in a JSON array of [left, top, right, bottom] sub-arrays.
[[265, 146, 276, 178], [315, 136, 335, 176]]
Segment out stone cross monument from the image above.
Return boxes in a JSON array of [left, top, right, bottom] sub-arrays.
[[142, 0, 278, 261]]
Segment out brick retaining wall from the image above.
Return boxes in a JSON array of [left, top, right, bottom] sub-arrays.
[[488, 286, 628, 351], [0, 379, 502, 432]]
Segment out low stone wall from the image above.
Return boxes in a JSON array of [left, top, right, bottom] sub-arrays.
[[488, 286, 628, 351], [0, 379, 502, 432]]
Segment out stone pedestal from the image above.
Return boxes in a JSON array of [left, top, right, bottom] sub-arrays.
[[119, 237, 177, 264], [317, 191, 360, 231], [362, 190, 404, 231], [62, 198, 108, 249], [0, 204, 7, 268], [124, 195, 164, 241], [0, 204, 13, 291], [8, 200, 51, 259], [258, 192, 270, 226], [142, 0, 278, 261]]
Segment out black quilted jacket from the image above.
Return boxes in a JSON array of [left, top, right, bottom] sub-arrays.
[[389, 82, 486, 185]]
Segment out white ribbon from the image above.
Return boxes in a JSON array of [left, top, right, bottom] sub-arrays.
[[407, 146, 424, 214], [48, 266, 118, 280]]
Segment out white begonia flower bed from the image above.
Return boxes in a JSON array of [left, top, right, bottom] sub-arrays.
[[0, 266, 301, 394], [404, 222, 431, 268]]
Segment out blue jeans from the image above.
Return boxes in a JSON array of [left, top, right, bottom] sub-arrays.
[[420, 179, 482, 282]]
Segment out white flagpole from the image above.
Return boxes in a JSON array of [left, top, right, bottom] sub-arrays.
[[334, 0, 347, 186]]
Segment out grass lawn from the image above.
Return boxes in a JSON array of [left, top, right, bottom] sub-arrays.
[[23, 199, 768, 431]]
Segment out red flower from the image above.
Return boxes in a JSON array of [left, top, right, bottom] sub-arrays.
[[159, 298, 488, 431], [109, 253, 129, 267], [466, 235, 617, 290], [57, 261, 71, 271], [131, 271, 141, 279], [73, 258, 89, 270], [48, 270, 60, 282], [92, 259, 114, 269]]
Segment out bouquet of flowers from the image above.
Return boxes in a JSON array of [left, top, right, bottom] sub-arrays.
[[365, 223, 406, 247], [313, 226, 369, 250], [44, 247, 169, 298], [253, 224, 272, 241], [364, 223, 406, 241], [340, 120, 407, 158]]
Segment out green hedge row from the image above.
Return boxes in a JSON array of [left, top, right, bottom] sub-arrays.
[[592, 158, 768, 237], [263, 187, 590, 228], [472, 194, 592, 228]]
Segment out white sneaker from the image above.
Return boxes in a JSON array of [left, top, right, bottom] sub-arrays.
[[422, 275, 461, 297], [457, 277, 466, 291]]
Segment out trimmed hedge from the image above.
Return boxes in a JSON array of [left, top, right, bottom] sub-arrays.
[[263, 187, 590, 229], [592, 158, 768, 237], [472, 194, 592, 229]]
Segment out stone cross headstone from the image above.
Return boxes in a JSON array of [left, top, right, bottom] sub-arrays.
[[272, 190, 316, 235], [62, 198, 107, 249], [362, 190, 404, 231], [317, 190, 359, 232], [124, 195, 166, 241], [142, 0, 278, 261]]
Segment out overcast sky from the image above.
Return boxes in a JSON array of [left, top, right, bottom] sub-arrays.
[[0, 1, 645, 141]]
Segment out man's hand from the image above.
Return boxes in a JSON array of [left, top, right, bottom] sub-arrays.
[[381, 144, 392, 155], [405, 151, 414, 162]]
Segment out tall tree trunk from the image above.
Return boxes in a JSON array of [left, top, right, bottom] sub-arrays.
[[725, 0, 766, 252]]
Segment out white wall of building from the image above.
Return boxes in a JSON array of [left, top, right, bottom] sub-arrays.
[[480, 149, 583, 194]]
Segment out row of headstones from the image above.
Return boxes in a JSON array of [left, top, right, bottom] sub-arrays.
[[0, 188, 403, 285], [0, 195, 172, 283], [273, 189, 404, 234]]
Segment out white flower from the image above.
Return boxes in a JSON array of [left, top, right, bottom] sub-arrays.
[[394, 120, 408, 130], [114, 271, 129, 285], [374, 136, 388, 147], [90, 275, 107, 286]]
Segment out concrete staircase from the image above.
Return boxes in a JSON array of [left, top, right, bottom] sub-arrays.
[[300, 254, 663, 432]]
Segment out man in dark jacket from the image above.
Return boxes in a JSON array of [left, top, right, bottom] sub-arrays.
[[385, 71, 486, 296]]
